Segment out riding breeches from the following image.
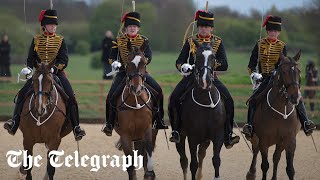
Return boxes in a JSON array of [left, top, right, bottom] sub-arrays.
[[168, 75, 195, 130], [145, 73, 164, 117], [213, 79, 234, 127]]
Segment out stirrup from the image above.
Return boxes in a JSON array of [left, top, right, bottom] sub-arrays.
[[242, 124, 253, 140], [101, 123, 113, 136], [73, 126, 86, 141], [304, 121, 316, 136], [224, 134, 240, 149], [169, 131, 180, 143], [4, 119, 16, 136]]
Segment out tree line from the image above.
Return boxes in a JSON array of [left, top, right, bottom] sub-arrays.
[[0, 0, 319, 63]]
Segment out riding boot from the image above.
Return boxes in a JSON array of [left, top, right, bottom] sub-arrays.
[[169, 103, 181, 143], [69, 103, 86, 141], [242, 100, 256, 140], [223, 102, 240, 149], [102, 98, 116, 136], [154, 97, 168, 129], [3, 101, 23, 135], [296, 101, 316, 136]]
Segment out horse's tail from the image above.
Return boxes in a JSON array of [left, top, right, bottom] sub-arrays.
[[115, 138, 123, 151]]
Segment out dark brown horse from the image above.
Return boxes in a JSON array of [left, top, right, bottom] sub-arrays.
[[304, 60, 318, 111], [114, 41, 157, 180], [175, 40, 226, 180], [19, 62, 72, 180], [246, 51, 302, 180]]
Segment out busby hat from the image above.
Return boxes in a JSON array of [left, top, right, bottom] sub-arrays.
[[122, 12, 141, 27], [195, 10, 214, 27], [262, 15, 281, 31], [38, 9, 58, 26]]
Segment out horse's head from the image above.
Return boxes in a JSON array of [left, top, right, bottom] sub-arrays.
[[275, 50, 302, 105], [32, 62, 54, 116], [126, 40, 148, 96], [193, 38, 216, 90]]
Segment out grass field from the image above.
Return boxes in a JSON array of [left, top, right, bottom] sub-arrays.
[[1, 51, 319, 124]]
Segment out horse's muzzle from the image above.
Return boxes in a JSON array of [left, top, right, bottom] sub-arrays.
[[130, 85, 143, 96]]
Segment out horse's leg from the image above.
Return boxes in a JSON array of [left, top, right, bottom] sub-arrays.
[[188, 137, 198, 180], [22, 139, 35, 180], [196, 141, 210, 180], [176, 134, 188, 180], [134, 140, 145, 172], [259, 143, 269, 180], [121, 136, 135, 180], [143, 128, 156, 180], [46, 138, 62, 180], [246, 136, 259, 180], [271, 144, 285, 180], [285, 139, 296, 180], [212, 137, 224, 180]]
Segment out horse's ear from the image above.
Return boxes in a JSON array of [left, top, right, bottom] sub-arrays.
[[293, 49, 301, 62], [280, 53, 286, 61], [34, 62, 41, 69], [192, 38, 200, 48], [127, 40, 132, 52]]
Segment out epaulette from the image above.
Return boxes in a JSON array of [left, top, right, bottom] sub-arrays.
[[140, 35, 148, 41], [213, 35, 222, 41], [277, 39, 286, 46]]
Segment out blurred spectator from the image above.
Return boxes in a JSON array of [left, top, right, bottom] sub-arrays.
[[102, 30, 114, 80], [0, 34, 11, 77], [305, 60, 318, 111]]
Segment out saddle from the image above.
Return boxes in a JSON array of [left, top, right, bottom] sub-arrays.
[[246, 81, 273, 106], [179, 79, 197, 102]]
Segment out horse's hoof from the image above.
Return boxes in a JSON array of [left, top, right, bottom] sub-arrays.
[[19, 165, 27, 175], [144, 170, 156, 180], [246, 171, 256, 180]]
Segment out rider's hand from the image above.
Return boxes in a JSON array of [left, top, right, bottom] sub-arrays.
[[250, 72, 262, 81], [21, 67, 33, 79], [250, 72, 263, 90], [181, 63, 193, 75], [111, 61, 122, 71]]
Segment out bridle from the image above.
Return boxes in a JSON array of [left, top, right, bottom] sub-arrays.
[[275, 58, 300, 94]]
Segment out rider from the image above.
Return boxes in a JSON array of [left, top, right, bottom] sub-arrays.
[[101, 11, 168, 136], [3, 9, 86, 141], [168, 10, 240, 148], [242, 15, 316, 138]]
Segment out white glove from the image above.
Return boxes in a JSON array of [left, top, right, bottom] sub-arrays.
[[181, 63, 193, 75], [250, 72, 262, 81], [21, 67, 32, 75], [250, 72, 263, 90], [111, 61, 122, 71]]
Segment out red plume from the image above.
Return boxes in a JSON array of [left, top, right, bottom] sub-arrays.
[[38, 10, 46, 22], [121, 12, 128, 23], [262, 15, 272, 27], [194, 10, 205, 21]]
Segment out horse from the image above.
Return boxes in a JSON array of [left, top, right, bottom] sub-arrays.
[[246, 51, 302, 180], [19, 61, 72, 180], [175, 39, 226, 180], [114, 41, 157, 180], [304, 61, 317, 111]]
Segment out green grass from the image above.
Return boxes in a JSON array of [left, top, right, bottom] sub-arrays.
[[1, 51, 319, 124]]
